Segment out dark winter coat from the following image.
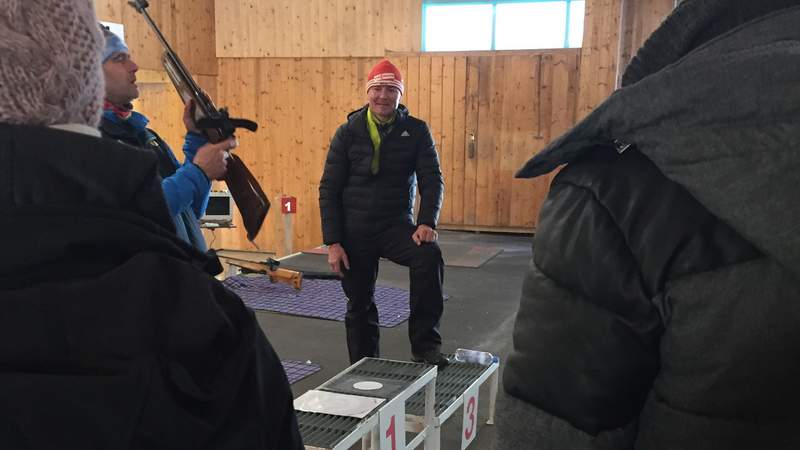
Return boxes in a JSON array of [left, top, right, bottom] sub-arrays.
[[0, 123, 303, 450], [319, 104, 444, 244], [498, 2, 800, 449]]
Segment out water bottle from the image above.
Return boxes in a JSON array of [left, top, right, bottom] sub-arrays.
[[454, 348, 497, 365]]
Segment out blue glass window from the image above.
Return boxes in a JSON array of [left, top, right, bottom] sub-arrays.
[[423, 0, 585, 51]]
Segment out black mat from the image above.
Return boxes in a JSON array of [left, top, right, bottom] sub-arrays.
[[439, 242, 503, 268]]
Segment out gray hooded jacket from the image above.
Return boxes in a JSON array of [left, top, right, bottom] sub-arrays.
[[499, 2, 800, 449]]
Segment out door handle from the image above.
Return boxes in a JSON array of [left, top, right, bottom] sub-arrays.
[[468, 132, 476, 159]]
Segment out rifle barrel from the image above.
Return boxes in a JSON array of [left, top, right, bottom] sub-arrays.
[[131, 2, 205, 102]]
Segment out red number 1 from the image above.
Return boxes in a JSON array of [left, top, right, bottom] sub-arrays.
[[386, 415, 397, 450], [464, 396, 476, 439]]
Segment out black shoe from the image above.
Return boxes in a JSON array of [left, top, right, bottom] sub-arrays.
[[411, 351, 450, 368]]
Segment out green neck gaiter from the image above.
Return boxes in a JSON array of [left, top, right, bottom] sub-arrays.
[[366, 107, 396, 175]]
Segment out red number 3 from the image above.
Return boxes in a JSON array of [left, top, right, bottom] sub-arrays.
[[464, 396, 476, 439], [386, 415, 397, 450]]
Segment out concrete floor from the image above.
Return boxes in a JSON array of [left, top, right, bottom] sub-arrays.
[[254, 230, 533, 449]]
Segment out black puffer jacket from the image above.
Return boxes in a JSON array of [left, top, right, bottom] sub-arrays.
[[498, 2, 800, 449], [0, 123, 303, 450], [319, 105, 443, 244]]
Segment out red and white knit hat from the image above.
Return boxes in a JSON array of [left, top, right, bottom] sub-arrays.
[[366, 59, 404, 95]]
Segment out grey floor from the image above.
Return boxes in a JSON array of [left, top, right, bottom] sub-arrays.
[[254, 230, 533, 449]]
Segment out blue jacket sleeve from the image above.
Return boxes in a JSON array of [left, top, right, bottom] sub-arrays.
[[160, 132, 211, 219]]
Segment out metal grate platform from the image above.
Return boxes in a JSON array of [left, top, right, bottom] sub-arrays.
[[296, 411, 362, 449], [319, 358, 432, 393], [295, 358, 439, 449], [403, 356, 500, 449], [406, 357, 493, 416]]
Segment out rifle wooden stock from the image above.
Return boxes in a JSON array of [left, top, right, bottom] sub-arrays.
[[223, 155, 269, 241], [217, 255, 303, 290], [129, 0, 269, 242]]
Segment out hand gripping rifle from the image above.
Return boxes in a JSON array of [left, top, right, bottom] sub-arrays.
[[128, 0, 269, 242]]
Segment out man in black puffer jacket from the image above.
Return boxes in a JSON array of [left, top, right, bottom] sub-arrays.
[[319, 59, 447, 367], [497, 1, 800, 449]]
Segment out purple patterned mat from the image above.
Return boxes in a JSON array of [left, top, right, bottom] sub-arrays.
[[282, 359, 321, 385], [223, 275, 412, 327]]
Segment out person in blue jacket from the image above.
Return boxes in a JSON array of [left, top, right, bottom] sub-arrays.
[[98, 27, 234, 251]]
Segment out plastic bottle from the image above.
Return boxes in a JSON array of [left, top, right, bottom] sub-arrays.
[[454, 348, 497, 365]]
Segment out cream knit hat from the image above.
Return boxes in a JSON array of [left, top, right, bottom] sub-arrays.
[[0, 0, 105, 127]]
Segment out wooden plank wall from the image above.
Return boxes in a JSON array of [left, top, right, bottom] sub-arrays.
[[95, 0, 217, 148], [207, 58, 369, 253], [95, 0, 216, 75], [215, 0, 423, 58], [617, 0, 676, 85], [577, 0, 675, 116], [396, 52, 580, 232], [577, 0, 623, 119], [207, 52, 579, 253]]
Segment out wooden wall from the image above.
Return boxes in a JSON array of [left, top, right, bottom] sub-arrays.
[[397, 52, 580, 232], [95, 0, 216, 75], [576, 0, 622, 119], [206, 51, 580, 253], [617, 0, 676, 86], [215, 0, 423, 58], [576, 0, 675, 117]]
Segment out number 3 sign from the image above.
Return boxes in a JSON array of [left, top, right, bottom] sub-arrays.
[[379, 397, 406, 450], [461, 383, 480, 449]]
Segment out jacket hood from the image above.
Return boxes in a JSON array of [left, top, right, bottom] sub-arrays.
[[517, 4, 800, 279], [0, 123, 172, 226], [621, 0, 800, 86], [0, 123, 199, 286]]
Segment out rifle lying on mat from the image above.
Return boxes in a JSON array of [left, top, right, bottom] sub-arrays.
[[215, 250, 340, 291], [128, 0, 269, 242], [218, 254, 304, 290]]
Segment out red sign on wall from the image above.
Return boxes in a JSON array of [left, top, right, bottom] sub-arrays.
[[281, 196, 297, 214]]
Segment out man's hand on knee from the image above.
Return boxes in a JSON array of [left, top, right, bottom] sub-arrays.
[[412, 224, 438, 246], [327, 243, 350, 276]]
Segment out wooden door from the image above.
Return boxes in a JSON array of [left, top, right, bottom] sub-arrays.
[[394, 51, 580, 232]]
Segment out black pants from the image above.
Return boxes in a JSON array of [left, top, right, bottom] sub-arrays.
[[341, 224, 444, 363]]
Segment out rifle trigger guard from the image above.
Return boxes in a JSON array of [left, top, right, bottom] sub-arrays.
[[265, 258, 280, 271]]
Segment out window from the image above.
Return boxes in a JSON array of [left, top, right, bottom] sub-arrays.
[[100, 21, 125, 41], [422, 0, 585, 51]]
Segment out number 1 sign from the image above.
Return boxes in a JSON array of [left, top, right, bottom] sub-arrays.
[[379, 396, 406, 450], [461, 383, 480, 449], [281, 195, 297, 214]]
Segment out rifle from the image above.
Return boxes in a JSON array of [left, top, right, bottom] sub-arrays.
[[214, 250, 340, 291], [217, 253, 304, 290], [128, 0, 269, 242]]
